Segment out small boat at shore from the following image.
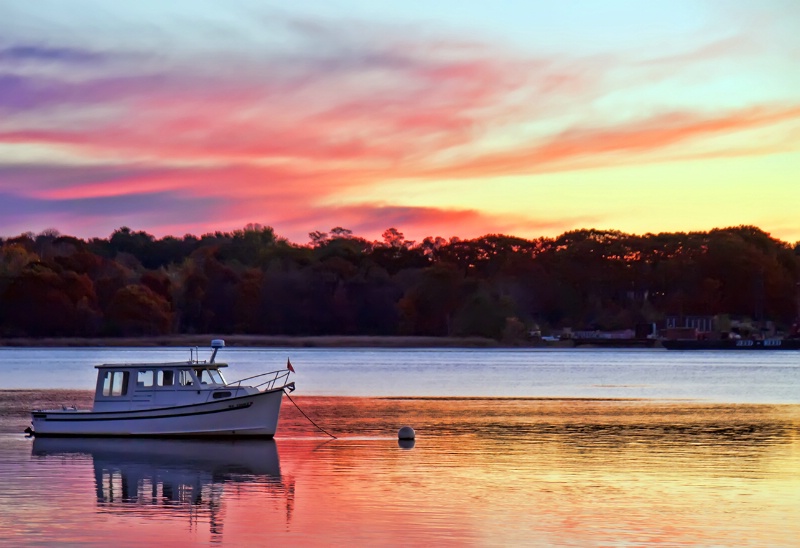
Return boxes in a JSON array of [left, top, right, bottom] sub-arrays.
[[662, 338, 800, 350], [29, 340, 295, 438]]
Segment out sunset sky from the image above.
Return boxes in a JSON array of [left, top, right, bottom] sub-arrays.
[[2, 1, 799, 245]]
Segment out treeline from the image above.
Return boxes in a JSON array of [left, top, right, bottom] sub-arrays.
[[0, 224, 798, 340]]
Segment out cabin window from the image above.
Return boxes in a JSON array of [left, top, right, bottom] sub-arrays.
[[212, 391, 232, 399], [137, 370, 154, 388], [102, 371, 129, 397], [208, 369, 224, 385], [178, 370, 194, 386], [156, 370, 174, 387], [196, 368, 224, 385]]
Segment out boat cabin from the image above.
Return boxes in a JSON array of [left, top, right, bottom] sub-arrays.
[[93, 361, 258, 412]]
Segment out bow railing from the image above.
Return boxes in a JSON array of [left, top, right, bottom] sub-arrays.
[[225, 369, 292, 391]]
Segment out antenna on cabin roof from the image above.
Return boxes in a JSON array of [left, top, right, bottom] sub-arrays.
[[209, 339, 225, 363]]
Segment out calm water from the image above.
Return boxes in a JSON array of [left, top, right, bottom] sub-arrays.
[[0, 347, 799, 546], [1, 346, 799, 401]]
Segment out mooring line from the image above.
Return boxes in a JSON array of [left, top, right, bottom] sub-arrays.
[[283, 390, 337, 439]]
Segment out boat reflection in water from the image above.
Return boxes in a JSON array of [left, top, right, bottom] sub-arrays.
[[31, 438, 294, 539]]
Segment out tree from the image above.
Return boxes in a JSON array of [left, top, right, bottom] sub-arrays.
[[222, 224, 278, 267], [0, 244, 39, 276], [308, 231, 329, 247], [382, 228, 406, 249], [398, 264, 463, 335], [0, 224, 796, 339], [105, 284, 172, 336], [0, 263, 100, 336], [452, 283, 514, 339]]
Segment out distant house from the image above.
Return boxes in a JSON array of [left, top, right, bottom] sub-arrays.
[[665, 315, 715, 333], [662, 315, 719, 340], [572, 329, 635, 340]]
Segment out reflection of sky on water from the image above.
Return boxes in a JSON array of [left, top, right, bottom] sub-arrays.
[[1, 397, 798, 545]]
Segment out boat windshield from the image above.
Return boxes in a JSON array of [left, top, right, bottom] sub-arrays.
[[195, 368, 225, 386]]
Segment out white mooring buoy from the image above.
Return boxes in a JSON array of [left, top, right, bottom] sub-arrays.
[[398, 426, 415, 440]]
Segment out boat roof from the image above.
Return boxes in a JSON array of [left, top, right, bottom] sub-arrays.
[[95, 362, 229, 370]]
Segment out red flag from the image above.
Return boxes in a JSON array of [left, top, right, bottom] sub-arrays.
[[287, 358, 295, 373]]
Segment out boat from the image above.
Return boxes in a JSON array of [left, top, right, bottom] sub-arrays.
[[29, 339, 295, 438], [661, 338, 800, 350]]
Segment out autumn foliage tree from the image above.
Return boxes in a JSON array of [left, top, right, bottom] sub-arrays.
[[0, 224, 797, 340], [105, 284, 172, 336]]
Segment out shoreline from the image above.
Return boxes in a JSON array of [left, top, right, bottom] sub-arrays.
[[0, 334, 505, 348], [0, 335, 664, 349]]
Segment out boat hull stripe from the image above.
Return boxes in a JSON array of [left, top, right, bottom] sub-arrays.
[[34, 401, 255, 422]]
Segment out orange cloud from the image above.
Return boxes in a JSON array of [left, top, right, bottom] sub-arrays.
[[415, 105, 800, 179]]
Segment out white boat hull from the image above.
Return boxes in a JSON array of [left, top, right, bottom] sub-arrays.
[[31, 388, 285, 438]]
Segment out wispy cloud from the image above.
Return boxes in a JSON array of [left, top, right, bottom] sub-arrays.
[[0, 44, 105, 64], [416, 105, 800, 179], [0, 188, 228, 240]]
